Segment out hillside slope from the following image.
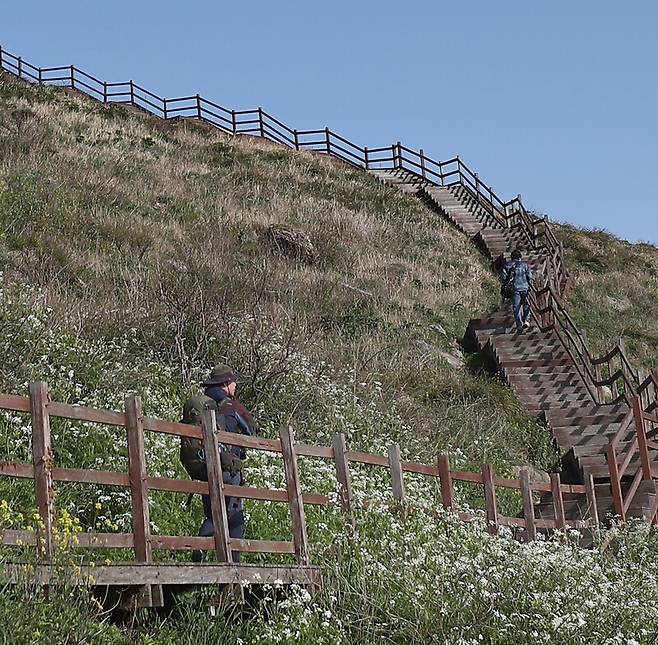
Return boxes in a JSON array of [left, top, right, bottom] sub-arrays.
[[2, 70, 658, 643]]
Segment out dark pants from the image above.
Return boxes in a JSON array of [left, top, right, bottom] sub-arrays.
[[512, 290, 531, 330], [199, 494, 244, 563]]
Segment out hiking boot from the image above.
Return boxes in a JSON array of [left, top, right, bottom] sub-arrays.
[[192, 549, 206, 563], [523, 320, 531, 328]]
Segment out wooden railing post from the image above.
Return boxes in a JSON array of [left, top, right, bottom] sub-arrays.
[[126, 394, 162, 607], [388, 443, 406, 503], [584, 472, 599, 526], [482, 463, 498, 535], [520, 468, 536, 541], [396, 141, 402, 169], [293, 129, 299, 150], [196, 94, 202, 119], [594, 362, 603, 403], [0, 46, 3, 70], [438, 454, 454, 510], [17, 56, 22, 79], [550, 473, 566, 531], [391, 143, 397, 168], [280, 425, 310, 565], [363, 146, 369, 169], [70, 65, 75, 89], [38, 67, 42, 85], [632, 395, 652, 479], [419, 148, 426, 178], [231, 110, 237, 134], [29, 381, 55, 559], [332, 433, 355, 530], [129, 80, 135, 106], [125, 395, 151, 562], [325, 127, 330, 154], [201, 409, 232, 562], [258, 107, 264, 137], [103, 81, 108, 104]]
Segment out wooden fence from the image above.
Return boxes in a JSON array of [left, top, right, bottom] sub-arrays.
[[0, 383, 600, 569]]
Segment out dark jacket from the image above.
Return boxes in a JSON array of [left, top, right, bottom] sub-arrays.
[[501, 260, 533, 292], [204, 386, 254, 461]]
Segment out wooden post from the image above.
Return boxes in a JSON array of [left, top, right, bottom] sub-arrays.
[[196, 94, 202, 119], [364, 146, 369, 169], [325, 127, 330, 154], [396, 141, 402, 169], [38, 67, 42, 85], [610, 356, 619, 400], [584, 472, 599, 526], [231, 110, 237, 134], [606, 443, 625, 520], [125, 395, 151, 562], [482, 463, 498, 535], [474, 174, 480, 200], [103, 81, 108, 104], [29, 382, 55, 559], [550, 473, 566, 530], [201, 410, 232, 562], [438, 454, 454, 510], [520, 468, 536, 541], [17, 57, 22, 79], [387, 444, 406, 503], [419, 148, 426, 178], [332, 433, 355, 529], [70, 65, 75, 89], [280, 426, 310, 565], [391, 143, 397, 168], [594, 363, 603, 403], [129, 80, 135, 106], [0, 46, 3, 70], [293, 129, 299, 150], [126, 394, 162, 607], [258, 107, 264, 137], [632, 395, 652, 479]]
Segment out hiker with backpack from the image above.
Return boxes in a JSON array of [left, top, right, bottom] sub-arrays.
[[179, 364, 256, 563], [501, 248, 534, 332]]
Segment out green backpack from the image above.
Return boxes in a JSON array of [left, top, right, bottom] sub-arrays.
[[179, 395, 242, 481]]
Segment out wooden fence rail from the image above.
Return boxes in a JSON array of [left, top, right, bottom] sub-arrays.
[[0, 384, 599, 567]]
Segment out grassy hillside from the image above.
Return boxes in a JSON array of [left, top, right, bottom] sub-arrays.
[[555, 223, 658, 370], [2, 71, 658, 643]]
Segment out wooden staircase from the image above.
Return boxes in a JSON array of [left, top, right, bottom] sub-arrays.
[[371, 167, 658, 526]]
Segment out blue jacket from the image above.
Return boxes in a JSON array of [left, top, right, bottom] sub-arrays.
[[501, 260, 533, 292]]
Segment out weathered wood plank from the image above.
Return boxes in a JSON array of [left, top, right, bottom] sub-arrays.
[[0, 461, 34, 479], [30, 381, 55, 559], [47, 401, 125, 427], [1, 563, 321, 587], [332, 433, 355, 528], [520, 468, 536, 541], [550, 473, 566, 530], [388, 443, 406, 503], [482, 464, 498, 535], [201, 410, 232, 562], [125, 395, 151, 563], [52, 467, 129, 487], [438, 454, 454, 510], [280, 426, 310, 566], [0, 394, 30, 412]]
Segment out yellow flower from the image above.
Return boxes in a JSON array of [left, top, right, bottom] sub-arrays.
[[94, 502, 102, 511]]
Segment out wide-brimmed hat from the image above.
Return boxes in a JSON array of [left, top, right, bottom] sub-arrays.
[[202, 364, 240, 387]]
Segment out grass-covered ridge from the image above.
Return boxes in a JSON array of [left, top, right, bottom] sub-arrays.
[[554, 223, 658, 370], [2, 70, 658, 643]]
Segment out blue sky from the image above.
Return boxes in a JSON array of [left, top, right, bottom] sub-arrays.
[[3, 1, 657, 243]]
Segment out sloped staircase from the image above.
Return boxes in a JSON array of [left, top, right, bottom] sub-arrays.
[[371, 168, 658, 526]]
